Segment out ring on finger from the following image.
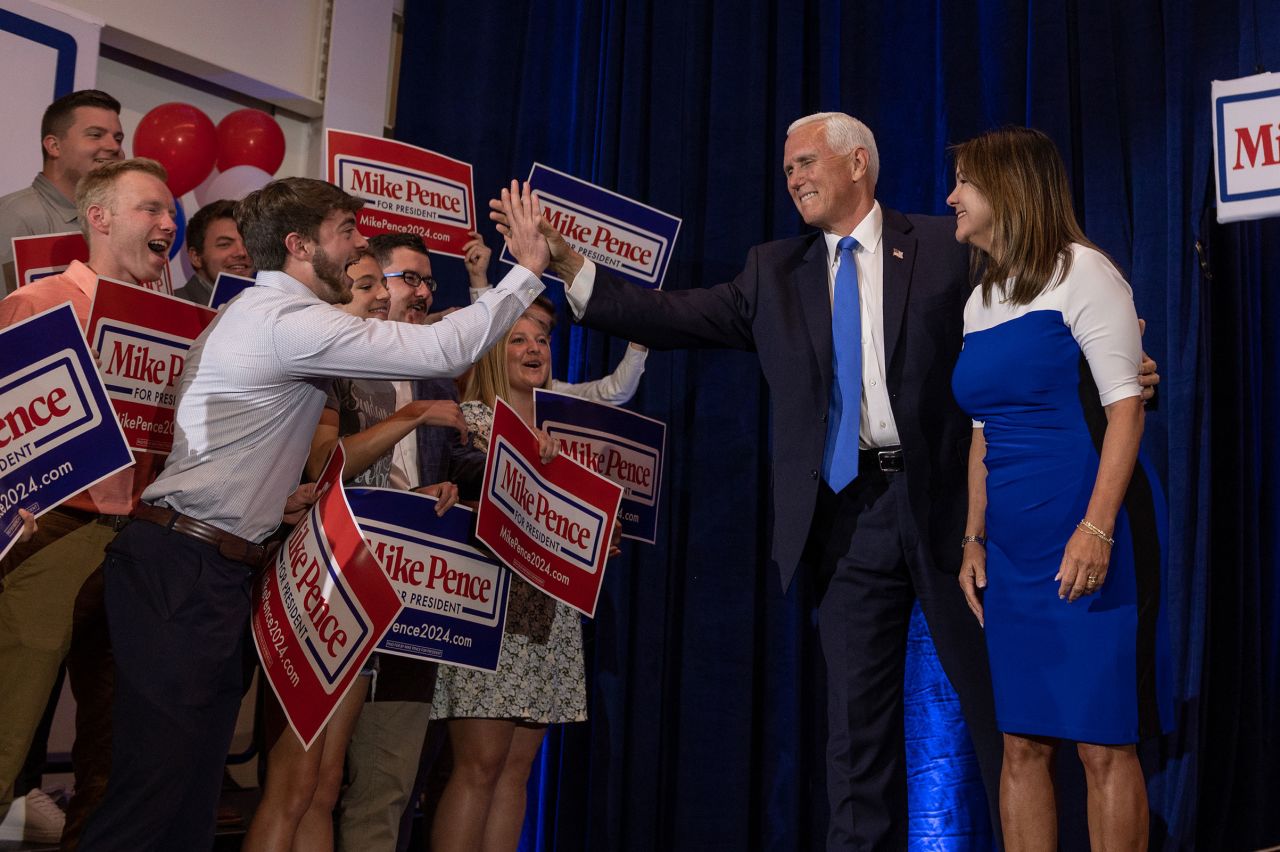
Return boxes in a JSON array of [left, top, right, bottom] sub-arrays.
[[1086, 573, 1098, 588]]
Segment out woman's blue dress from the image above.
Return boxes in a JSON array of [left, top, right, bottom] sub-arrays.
[[951, 249, 1172, 744]]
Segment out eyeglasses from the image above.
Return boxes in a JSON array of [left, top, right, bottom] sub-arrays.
[[385, 271, 437, 292]]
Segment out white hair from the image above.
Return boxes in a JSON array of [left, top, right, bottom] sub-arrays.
[[787, 112, 879, 184]]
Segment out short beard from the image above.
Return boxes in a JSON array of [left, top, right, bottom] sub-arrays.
[[312, 244, 352, 305]]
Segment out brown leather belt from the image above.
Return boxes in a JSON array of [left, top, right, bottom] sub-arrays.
[[131, 503, 270, 569]]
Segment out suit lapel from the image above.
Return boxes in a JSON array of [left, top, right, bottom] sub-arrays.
[[881, 210, 916, 368], [795, 236, 834, 388]]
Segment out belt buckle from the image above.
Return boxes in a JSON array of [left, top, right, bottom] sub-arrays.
[[877, 449, 903, 473]]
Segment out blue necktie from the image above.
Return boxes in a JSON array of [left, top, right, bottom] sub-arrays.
[[822, 236, 861, 491]]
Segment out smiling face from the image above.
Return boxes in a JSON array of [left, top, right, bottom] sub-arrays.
[[505, 317, 551, 393], [342, 254, 389, 320], [87, 170, 176, 283], [946, 169, 995, 254], [190, 217, 253, 281], [783, 121, 871, 235], [307, 208, 367, 305], [383, 246, 434, 323], [45, 106, 124, 185]]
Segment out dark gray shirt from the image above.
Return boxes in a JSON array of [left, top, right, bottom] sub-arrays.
[[0, 174, 78, 293]]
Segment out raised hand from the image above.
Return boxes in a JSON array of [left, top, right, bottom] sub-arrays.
[[408, 399, 469, 444], [496, 180, 549, 277], [462, 231, 492, 285]]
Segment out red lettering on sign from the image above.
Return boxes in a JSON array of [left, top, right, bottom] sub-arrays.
[[288, 532, 350, 658], [426, 554, 492, 602], [533, 493, 592, 549], [1233, 124, 1280, 170], [604, 448, 651, 487], [591, 226, 654, 265], [544, 209, 592, 242], [0, 387, 72, 449]]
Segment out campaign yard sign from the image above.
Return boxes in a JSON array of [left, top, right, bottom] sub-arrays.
[[1213, 71, 1280, 223], [475, 398, 623, 618], [11, 232, 173, 293], [325, 129, 477, 259], [534, 389, 665, 544], [0, 303, 133, 561], [252, 444, 403, 750], [500, 163, 681, 290], [11, 232, 87, 288], [209, 272, 256, 310], [349, 487, 511, 672], [87, 279, 216, 455]]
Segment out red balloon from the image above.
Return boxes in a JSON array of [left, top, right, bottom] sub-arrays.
[[216, 109, 286, 175], [132, 103, 218, 198]]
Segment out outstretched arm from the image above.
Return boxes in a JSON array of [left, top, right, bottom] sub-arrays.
[[306, 401, 468, 483]]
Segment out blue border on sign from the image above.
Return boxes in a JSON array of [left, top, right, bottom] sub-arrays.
[[94, 322, 191, 399], [335, 156, 471, 226], [0, 9, 77, 100], [489, 443, 606, 569], [360, 521, 501, 621], [302, 519, 371, 686], [1216, 87, 1280, 202], [0, 355, 96, 449]]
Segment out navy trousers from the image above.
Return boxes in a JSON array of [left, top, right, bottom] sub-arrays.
[[809, 469, 1004, 851], [80, 520, 254, 852]]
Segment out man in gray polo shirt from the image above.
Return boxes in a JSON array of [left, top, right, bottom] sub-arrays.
[[0, 90, 124, 293]]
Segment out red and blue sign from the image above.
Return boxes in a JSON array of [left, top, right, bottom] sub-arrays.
[[475, 399, 622, 617], [349, 487, 511, 672], [534, 388, 666, 544], [11, 232, 172, 293], [325, 129, 477, 259], [10, 232, 86, 288], [252, 444, 403, 750], [0, 303, 133, 561], [87, 279, 216, 455], [499, 163, 682, 290]]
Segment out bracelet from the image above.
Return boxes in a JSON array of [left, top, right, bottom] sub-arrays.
[[1077, 519, 1115, 547], [961, 534, 986, 549]]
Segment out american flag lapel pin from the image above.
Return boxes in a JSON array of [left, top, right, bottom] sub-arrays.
[[893, 248, 904, 259]]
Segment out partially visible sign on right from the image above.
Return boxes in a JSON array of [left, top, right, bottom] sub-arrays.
[[1213, 72, 1280, 223]]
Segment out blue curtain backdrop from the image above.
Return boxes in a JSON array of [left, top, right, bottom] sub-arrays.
[[396, 1, 1280, 849]]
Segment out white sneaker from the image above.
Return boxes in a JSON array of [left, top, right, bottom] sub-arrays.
[[0, 789, 66, 844]]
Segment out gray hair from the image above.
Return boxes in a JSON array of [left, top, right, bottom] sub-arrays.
[[787, 112, 880, 184]]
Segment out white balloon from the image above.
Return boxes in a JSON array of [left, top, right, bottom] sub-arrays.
[[201, 165, 272, 203], [192, 167, 221, 208]]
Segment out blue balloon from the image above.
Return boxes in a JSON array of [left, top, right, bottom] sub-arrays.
[[170, 197, 187, 260]]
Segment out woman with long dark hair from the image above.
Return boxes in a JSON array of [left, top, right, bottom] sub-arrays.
[[948, 126, 1172, 850]]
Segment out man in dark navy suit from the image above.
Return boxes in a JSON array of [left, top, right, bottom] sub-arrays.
[[493, 112, 1000, 849]]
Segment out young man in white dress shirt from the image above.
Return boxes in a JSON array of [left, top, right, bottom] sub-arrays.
[[80, 178, 550, 852]]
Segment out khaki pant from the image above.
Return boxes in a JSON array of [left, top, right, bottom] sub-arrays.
[[0, 512, 114, 816], [336, 700, 432, 852]]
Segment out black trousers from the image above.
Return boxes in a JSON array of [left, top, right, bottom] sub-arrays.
[[809, 470, 1003, 851], [80, 520, 255, 852]]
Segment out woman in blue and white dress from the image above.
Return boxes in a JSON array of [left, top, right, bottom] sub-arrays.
[[947, 127, 1171, 850]]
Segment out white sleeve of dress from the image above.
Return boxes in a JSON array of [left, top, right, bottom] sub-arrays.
[[1061, 247, 1142, 406], [961, 291, 985, 428], [549, 345, 648, 406]]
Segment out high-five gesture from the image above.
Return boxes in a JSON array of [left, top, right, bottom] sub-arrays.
[[497, 180, 549, 277], [489, 191, 585, 281]]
